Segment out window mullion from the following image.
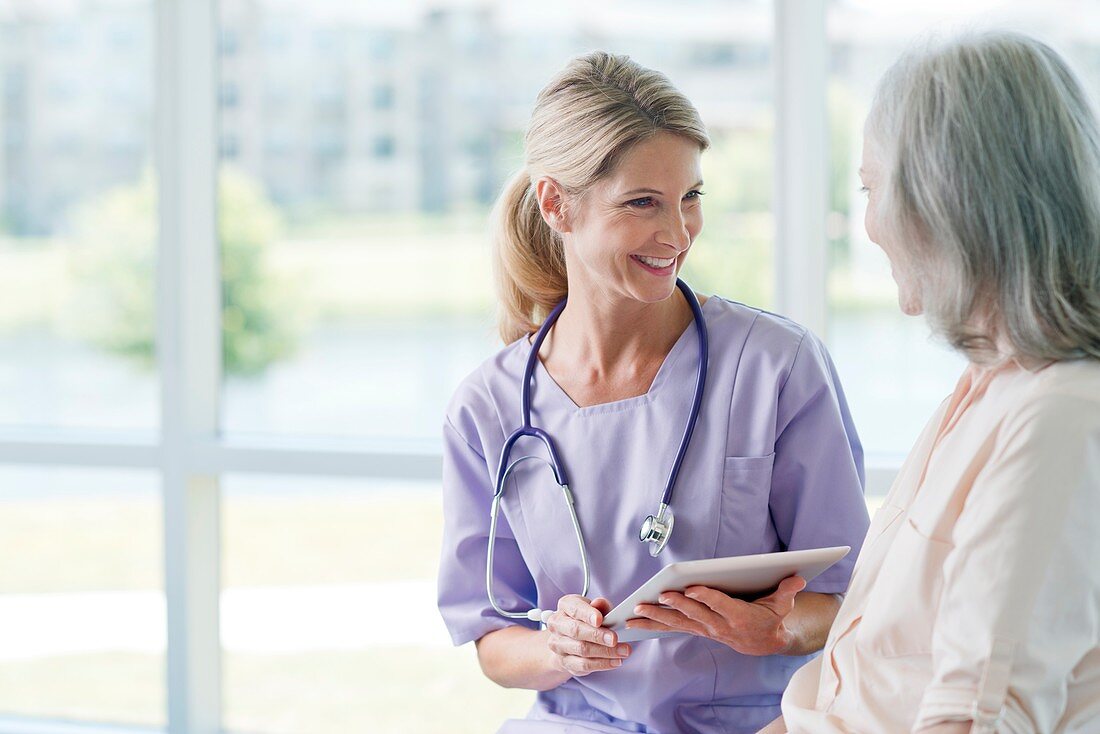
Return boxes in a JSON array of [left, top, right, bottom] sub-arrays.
[[773, 0, 828, 338], [156, 0, 222, 732]]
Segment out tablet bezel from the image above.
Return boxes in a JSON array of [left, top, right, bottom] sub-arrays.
[[603, 545, 851, 642]]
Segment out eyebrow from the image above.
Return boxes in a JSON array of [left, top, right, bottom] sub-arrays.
[[621, 181, 705, 197]]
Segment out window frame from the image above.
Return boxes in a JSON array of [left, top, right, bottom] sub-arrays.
[[0, 3, 895, 733]]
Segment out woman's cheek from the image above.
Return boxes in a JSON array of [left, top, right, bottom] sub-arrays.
[[688, 208, 704, 240], [863, 200, 880, 245]]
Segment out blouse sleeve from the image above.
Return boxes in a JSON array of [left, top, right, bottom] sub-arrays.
[[768, 332, 870, 594], [437, 416, 539, 646], [914, 393, 1100, 733]]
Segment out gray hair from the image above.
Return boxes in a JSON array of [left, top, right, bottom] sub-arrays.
[[867, 31, 1100, 363]]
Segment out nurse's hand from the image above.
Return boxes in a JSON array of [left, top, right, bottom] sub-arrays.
[[545, 595, 632, 677], [626, 575, 807, 656]]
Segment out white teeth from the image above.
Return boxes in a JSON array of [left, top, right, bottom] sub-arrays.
[[637, 255, 675, 268]]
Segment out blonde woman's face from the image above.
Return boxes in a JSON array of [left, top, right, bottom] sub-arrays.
[[562, 131, 704, 304], [860, 132, 924, 316]]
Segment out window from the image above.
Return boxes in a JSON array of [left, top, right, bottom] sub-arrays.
[[0, 0, 156, 433], [0, 467, 163, 728], [824, 0, 1100, 458], [372, 83, 395, 111], [220, 475, 531, 733], [10, 3, 1096, 732], [216, 0, 775, 443]]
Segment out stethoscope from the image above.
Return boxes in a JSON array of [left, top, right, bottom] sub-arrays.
[[486, 278, 709, 622]]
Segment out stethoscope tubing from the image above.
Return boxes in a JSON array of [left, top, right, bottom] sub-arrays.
[[660, 280, 709, 506], [485, 279, 708, 620]]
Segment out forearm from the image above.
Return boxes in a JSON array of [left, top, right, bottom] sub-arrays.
[[475, 626, 571, 691], [782, 591, 841, 656]]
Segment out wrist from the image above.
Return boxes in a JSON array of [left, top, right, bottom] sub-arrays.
[[539, 630, 571, 686], [720, 624, 796, 657], [775, 624, 798, 656]]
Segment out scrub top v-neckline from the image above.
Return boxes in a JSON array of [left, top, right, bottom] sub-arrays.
[[531, 296, 714, 416]]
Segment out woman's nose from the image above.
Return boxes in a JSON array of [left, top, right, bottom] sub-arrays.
[[657, 208, 691, 251]]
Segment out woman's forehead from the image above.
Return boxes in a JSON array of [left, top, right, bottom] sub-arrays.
[[606, 134, 703, 190]]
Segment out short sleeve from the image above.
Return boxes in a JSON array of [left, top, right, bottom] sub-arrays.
[[437, 416, 538, 646], [914, 394, 1100, 733], [768, 333, 869, 594]]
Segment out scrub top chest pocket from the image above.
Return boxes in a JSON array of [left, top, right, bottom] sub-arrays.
[[717, 453, 777, 557]]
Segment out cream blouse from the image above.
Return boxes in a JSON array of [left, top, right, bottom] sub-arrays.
[[779, 358, 1100, 733]]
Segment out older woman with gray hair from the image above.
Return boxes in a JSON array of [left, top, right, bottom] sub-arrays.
[[768, 32, 1100, 734]]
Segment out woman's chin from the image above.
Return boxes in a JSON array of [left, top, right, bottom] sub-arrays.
[[891, 275, 924, 316], [897, 293, 924, 316]]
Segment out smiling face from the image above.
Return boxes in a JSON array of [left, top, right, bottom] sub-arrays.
[[549, 131, 705, 306], [860, 131, 924, 316]]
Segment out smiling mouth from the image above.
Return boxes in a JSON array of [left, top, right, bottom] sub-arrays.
[[632, 254, 677, 269]]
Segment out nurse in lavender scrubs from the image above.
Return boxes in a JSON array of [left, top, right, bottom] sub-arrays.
[[437, 51, 870, 734]]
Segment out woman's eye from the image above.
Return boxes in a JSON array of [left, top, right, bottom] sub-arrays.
[[858, 185, 870, 196], [626, 197, 654, 208], [684, 189, 705, 201]]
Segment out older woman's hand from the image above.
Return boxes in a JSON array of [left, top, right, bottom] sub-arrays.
[[626, 576, 807, 656]]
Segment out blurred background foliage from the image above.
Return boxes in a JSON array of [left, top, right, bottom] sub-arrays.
[[66, 168, 306, 375]]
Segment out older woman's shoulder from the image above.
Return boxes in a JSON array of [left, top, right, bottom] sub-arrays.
[[1026, 358, 1100, 404], [1001, 359, 1100, 438]]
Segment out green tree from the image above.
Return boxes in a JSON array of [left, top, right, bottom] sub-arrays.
[[68, 168, 303, 375]]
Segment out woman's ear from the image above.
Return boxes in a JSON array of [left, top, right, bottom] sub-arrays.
[[535, 176, 571, 234]]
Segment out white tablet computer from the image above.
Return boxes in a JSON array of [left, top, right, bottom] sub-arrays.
[[604, 545, 851, 642]]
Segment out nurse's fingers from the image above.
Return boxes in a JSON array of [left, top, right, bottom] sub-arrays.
[[753, 576, 806, 617], [556, 594, 608, 627], [628, 603, 707, 636], [557, 654, 624, 676], [547, 611, 616, 647], [623, 616, 673, 631], [657, 591, 724, 628], [547, 615, 615, 647], [548, 634, 632, 660]]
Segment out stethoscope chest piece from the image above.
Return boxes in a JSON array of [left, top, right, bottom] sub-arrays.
[[639, 503, 674, 557], [487, 279, 707, 619]]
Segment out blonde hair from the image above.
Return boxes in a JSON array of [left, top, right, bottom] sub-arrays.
[[868, 32, 1100, 363], [491, 51, 709, 343]]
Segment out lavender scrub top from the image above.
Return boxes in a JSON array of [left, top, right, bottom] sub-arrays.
[[437, 296, 870, 734]]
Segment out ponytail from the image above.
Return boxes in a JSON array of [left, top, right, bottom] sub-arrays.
[[489, 51, 709, 344], [491, 169, 568, 343]]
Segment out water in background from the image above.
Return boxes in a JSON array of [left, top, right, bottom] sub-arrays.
[[0, 310, 965, 459]]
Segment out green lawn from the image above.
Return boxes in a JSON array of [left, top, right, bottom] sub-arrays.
[[0, 647, 533, 734], [0, 490, 884, 731], [0, 490, 533, 731]]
